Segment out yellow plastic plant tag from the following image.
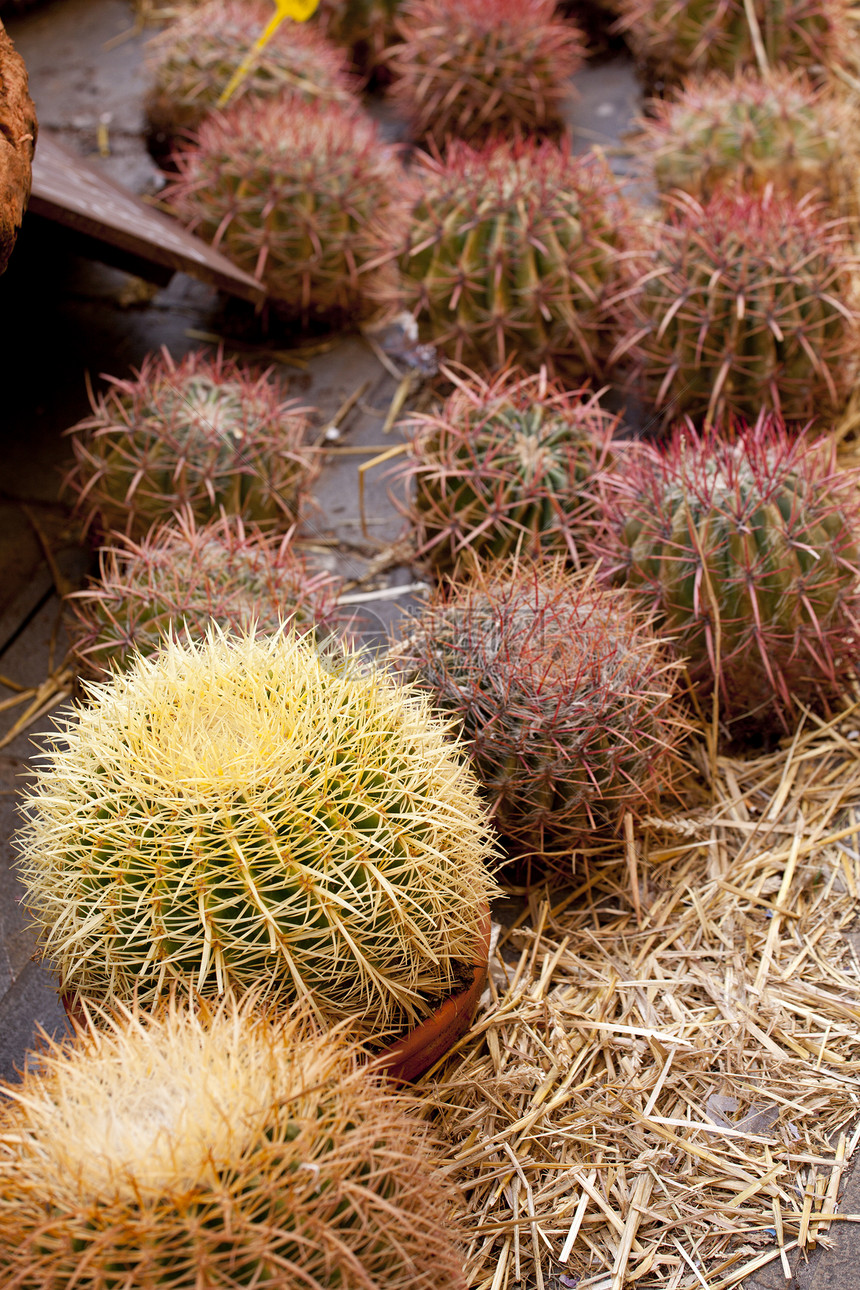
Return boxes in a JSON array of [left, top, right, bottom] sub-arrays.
[[217, 0, 322, 107]]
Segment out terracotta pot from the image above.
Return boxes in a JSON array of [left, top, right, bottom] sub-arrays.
[[376, 903, 491, 1084], [60, 904, 492, 1083]]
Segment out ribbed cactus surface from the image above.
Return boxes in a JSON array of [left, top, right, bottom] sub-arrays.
[[614, 0, 851, 84], [633, 69, 852, 215], [372, 139, 628, 376], [165, 97, 406, 321], [616, 189, 860, 426], [65, 348, 318, 538], [17, 631, 496, 1037], [387, 0, 586, 146], [145, 0, 356, 156], [0, 1000, 468, 1290], [400, 563, 684, 853], [66, 512, 342, 676], [403, 365, 618, 574], [596, 418, 860, 734]]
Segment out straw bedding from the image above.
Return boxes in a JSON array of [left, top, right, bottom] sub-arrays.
[[421, 703, 860, 1289]]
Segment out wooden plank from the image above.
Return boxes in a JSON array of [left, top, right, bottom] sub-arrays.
[[27, 135, 265, 304]]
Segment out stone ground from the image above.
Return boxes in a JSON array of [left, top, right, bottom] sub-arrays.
[[0, 2, 857, 1286]]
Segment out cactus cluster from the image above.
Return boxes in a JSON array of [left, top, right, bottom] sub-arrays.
[[596, 418, 860, 735], [403, 365, 618, 574], [18, 631, 497, 1037], [0, 999, 468, 1290], [165, 96, 405, 322], [66, 511, 342, 677], [373, 138, 629, 376], [144, 0, 356, 159], [632, 68, 853, 215], [386, 0, 586, 147], [614, 0, 851, 85], [399, 562, 684, 853], [64, 348, 318, 538], [615, 188, 860, 426]]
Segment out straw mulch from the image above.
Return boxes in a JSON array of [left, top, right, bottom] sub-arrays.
[[422, 703, 860, 1290]]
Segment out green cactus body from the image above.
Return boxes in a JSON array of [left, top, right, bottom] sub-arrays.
[[379, 140, 627, 376], [405, 366, 617, 573], [165, 97, 406, 321], [144, 0, 356, 156], [614, 0, 850, 84], [400, 564, 683, 854], [387, 0, 586, 147], [601, 420, 860, 733], [618, 189, 860, 426], [65, 348, 319, 538], [66, 512, 342, 676], [635, 70, 852, 216], [0, 1003, 469, 1290], [17, 631, 497, 1037]]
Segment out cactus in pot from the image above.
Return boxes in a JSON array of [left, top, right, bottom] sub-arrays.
[[594, 416, 860, 736], [615, 188, 860, 426], [144, 0, 357, 161], [370, 138, 629, 377], [386, 0, 586, 147], [64, 347, 319, 538], [0, 998, 469, 1290], [65, 510, 343, 677], [17, 630, 497, 1040], [398, 561, 685, 854], [402, 364, 619, 574]]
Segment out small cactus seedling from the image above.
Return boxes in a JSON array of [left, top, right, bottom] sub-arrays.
[[17, 630, 497, 1037], [614, 0, 851, 86], [164, 96, 406, 322], [0, 998, 468, 1290], [387, 0, 586, 147], [145, 0, 357, 160], [66, 510, 342, 677], [631, 68, 855, 216], [595, 416, 860, 736], [371, 138, 629, 377], [615, 188, 860, 426], [64, 347, 319, 538], [399, 561, 685, 854], [402, 365, 618, 574]]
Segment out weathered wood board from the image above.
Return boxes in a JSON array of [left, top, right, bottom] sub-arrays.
[[27, 135, 265, 303]]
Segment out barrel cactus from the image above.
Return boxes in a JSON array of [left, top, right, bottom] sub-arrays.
[[371, 138, 629, 377], [615, 188, 860, 427], [144, 0, 357, 161], [595, 417, 860, 736], [17, 630, 497, 1037], [64, 347, 319, 538], [614, 0, 851, 86], [398, 562, 684, 854], [164, 96, 406, 322], [402, 365, 618, 574], [386, 0, 586, 147], [66, 511, 342, 677], [0, 999, 468, 1290], [631, 68, 854, 216]]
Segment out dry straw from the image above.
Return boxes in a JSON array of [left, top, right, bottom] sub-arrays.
[[421, 700, 860, 1289]]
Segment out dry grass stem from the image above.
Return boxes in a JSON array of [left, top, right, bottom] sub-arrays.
[[420, 707, 860, 1288]]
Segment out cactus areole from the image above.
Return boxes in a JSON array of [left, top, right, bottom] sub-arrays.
[[17, 631, 497, 1040]]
